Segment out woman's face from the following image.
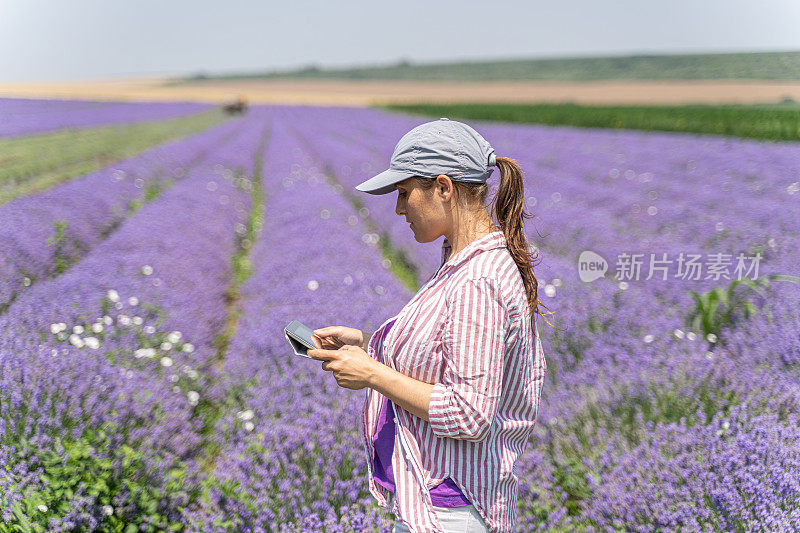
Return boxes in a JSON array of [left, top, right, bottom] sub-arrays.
[[394, 176, 450, 243]]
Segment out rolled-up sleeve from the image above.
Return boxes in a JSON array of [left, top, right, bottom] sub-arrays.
[[428, 277, 506, 442]]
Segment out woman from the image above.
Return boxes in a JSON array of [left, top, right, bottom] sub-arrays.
[[307, 118, 548, 532]]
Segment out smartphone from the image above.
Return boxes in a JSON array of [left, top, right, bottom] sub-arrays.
[[284, 320, 317, 358]]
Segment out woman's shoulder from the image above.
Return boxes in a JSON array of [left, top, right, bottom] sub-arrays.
[[445, 248, 524, 307], [458, 247, 521, 284]]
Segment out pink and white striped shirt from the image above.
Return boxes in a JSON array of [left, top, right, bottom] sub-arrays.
[[361, 230, 547, 532]]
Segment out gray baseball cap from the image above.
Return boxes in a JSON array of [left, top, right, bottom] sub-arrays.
[[355, 117, 497, 195]]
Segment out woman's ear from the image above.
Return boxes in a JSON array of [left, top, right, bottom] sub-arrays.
[[435, 175, 453, 201]]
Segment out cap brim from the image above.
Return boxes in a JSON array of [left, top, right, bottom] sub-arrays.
[[355, 168, 413, 195]]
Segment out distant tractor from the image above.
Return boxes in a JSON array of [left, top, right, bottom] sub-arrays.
[[223, 96, 248, 115]]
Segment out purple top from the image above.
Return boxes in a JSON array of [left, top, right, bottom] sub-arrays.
[[372, 319, 471, 507]]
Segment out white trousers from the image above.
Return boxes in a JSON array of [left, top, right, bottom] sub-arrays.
[[391, 502, 489, 532]]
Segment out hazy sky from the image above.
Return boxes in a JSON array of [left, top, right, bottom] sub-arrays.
[[2, 0, 799, 82]]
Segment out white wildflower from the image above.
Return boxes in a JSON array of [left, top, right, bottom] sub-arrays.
[[134, 348, 156, 359], [37, 504, 48, 512], [160, 356, 173, 367], [50, 323, 63, 334], [102, 504, 113, 516], [186, 369, 199, 379], [181, 343, 195, 353], [673, 328, 685, 339], [618, 281, 629, 290], [107, 289, 119, 302], [187, 391, 200, 405], [307, 280, 319, 291], [643, 334, 654, 344], [544, 284, 556, 297], [144, 325, 156, 335], [686, 331, 697, 341], [169, 374, 179, 382], [237, 409, 254, 421], [132, 316, 143, 326], [141, 265, 153, 276], [84, 337, 100, 350], [244, 421, 255, 432], [160, 341, 172, 351], [91, 323, 104, 334], [127, 296, 139, 306], [117, 315, 131, 327], [167, 331, 182, 343], [69, 334, 84, 348], [103, 315, 113, 325], [72, 325, 84, 335], [706, 333, 718, 343]]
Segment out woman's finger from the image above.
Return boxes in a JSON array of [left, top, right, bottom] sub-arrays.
[[307, 348, 337, 361]]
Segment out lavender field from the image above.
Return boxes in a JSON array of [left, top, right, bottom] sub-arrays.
[[1, 99, 799, 532]]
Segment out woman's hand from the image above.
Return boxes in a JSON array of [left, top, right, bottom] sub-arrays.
[[306, 344, 378, 390], [312, 326, 366, 351]]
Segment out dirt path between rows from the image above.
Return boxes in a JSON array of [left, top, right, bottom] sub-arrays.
[[1, 78, 800, 106]]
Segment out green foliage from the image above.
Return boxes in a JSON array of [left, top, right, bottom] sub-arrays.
[[551, 457, 595, 516], [379, 102, 800, 143], [686, 273, 800, 344], [45, 219, 71, 274], [1, 428, 191, 532], [127, 178, 174, 213]]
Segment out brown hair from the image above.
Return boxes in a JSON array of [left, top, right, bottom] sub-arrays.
[[413, 156, 554, 330]]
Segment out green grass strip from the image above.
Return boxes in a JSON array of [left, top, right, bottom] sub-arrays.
[[196, 123, 270, 476], [0, 108, 229, 205], [378, 102, 800, 143]]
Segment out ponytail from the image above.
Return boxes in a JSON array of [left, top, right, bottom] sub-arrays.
[[493, 156, 554, 330]]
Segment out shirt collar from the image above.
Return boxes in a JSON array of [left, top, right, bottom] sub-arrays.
[[438, 229, 506, 276]]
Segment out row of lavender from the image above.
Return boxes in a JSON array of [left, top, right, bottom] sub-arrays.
[[0, 97, 212, 138], [0, 108, 271, 528], [272, 106, 800, 530], [0, 109, 243, 310]]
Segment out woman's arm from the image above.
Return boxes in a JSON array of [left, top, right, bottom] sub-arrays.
[[368, 362, 433, 422]]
